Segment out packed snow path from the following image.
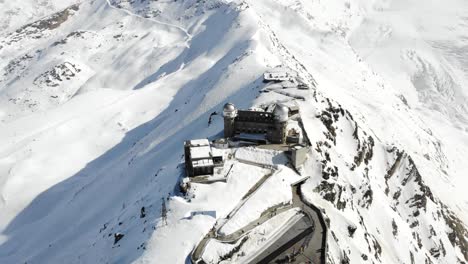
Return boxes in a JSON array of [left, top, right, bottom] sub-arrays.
[[230, 181, 327, 264], [190, 162, 327, 264], [104, 0, 192, 48]]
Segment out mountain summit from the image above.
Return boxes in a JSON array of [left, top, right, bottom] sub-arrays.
[[0, 0, 467, 263]]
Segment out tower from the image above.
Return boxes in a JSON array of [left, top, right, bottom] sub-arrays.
[[272, 104, 289, 143], [223, 103, 237, 138]]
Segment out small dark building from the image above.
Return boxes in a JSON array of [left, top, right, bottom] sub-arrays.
[[286, 128, 301, 144]]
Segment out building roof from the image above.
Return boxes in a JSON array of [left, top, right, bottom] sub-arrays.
[[211, 148, 224, 158], [286, 104, 299, 112], [263, 71, 290, 81], [191, 145, 212, 160], [189, 139, 210, 147]]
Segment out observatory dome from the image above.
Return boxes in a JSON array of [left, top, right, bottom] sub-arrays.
[[273, 104, 289, 122], [223, 103, 237, 118]]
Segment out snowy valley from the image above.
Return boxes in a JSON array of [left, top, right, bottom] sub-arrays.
[[0, 0, 467, 263]]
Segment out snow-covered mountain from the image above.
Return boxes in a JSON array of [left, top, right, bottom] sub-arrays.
[[0, 0, 466, 263]]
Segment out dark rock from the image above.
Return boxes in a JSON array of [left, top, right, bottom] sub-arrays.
[[114, 233, 124, 245], [392, 219, 398, 237], [360, 187, 373, 209], [140, 207, 146, 218], [440, 204, 468, 260], [348, 225, 357, 237], [341, 251, 350, 264]]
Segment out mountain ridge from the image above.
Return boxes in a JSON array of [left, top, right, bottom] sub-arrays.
[[0, 0, 466, 263]]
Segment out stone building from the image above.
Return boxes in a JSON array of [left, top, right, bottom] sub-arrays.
[[223, 103, 289, 144]]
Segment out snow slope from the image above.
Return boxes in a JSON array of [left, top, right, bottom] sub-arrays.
[[0, 0, 467, 263]]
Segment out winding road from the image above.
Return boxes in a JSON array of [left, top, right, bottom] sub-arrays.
[[190, 160, 327, 264]]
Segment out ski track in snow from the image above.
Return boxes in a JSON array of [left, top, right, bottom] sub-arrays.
[[104, 0, 193, 48]]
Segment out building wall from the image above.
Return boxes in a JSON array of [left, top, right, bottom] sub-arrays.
[[224, 116, 235, 138], [235, 110, 274, 123], [223, 110, 287, 143], [269, 122, 287, 144], [193, 166, 214, 176], [184, 143, 194, 177], [234, 121, 272, 134], [291, 146, 309, 168]]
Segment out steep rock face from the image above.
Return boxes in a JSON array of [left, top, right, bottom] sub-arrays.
[[299, 92, 467, 263], [0, 0, 80, 33], [1, 4, 80, 47]]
